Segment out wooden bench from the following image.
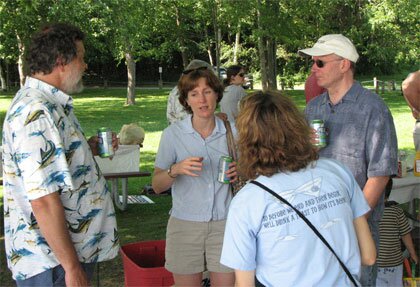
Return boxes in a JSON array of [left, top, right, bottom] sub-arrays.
[[104, 171, 151, 211]]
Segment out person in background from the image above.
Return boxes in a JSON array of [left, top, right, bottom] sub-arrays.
[[401, 70, 420, 151], [220, 65, 247, 124], [377, 179, 418, 287], [2, 23, 119, 287], [300, 34, 398, 286], [152, 67, 236, 286], [166, 59, 212, 125], [221, 91, 376, 286], [305, 72, 326, 103]]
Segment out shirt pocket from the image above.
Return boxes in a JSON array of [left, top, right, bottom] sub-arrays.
[[328, 115, 366, 159]]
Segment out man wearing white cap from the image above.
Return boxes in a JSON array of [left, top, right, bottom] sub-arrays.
[[300, 34, 398, 287]]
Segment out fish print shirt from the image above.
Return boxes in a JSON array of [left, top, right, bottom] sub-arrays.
[[2, 77, 119, 280]]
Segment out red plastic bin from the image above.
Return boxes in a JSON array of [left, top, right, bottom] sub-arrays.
[[120, 240, 174, 287]]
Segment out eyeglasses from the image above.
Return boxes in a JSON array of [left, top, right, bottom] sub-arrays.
[[238, 73, 245, 77], [182, 66, 207, 75], [311, 59, 342, 68]]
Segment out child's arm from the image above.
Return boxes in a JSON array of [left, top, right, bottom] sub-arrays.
[[354, 216, 376, 266], [402, 233, 418, 264]]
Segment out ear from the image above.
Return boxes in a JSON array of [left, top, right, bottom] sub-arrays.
[[340, 59, 351, 73], [55, 57, 67, 73]]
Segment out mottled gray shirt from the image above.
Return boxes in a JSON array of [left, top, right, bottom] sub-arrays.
[[305, 82, 398, 225]]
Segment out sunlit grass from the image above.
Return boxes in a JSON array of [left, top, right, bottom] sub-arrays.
[[0, 85, 414, 286]]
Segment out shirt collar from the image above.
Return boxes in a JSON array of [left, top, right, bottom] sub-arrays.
[[180, 115, 226, 136], [25, 76, 74, 113], [322, 81, 362, 106]]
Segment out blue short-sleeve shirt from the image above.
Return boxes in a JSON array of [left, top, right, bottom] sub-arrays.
[[305, 82, 398, 189], [221, 158, 370, 286], [155, 115, 234, 222]]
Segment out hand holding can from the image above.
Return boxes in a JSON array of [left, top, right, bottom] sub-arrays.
[[218, 156, 233, 183], [97, 127, 114, 158], [310, 119, 327, 148]]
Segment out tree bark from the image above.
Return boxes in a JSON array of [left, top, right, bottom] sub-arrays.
[[212, 0, 221, 76], [125, 52, 136, 105], [205, 29, 214, 66], [257, 0, 277, 91], [0, 59, 7, 91], [257, 0, 268, 91], [266, 38, 277, 90], [16, 33, 27, 87], [233, 24, 241, 64], [175, 6, 189, 68]]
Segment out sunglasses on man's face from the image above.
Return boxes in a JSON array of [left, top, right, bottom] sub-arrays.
[[311, 59, 342, 68], [182, 66, 207, 75], [237, 73, 245, 77]]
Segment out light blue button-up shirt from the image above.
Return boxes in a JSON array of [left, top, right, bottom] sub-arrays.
[[155, 115, 234, 222]]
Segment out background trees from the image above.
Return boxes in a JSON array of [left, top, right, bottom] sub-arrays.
[[1, 0, 418, 102]]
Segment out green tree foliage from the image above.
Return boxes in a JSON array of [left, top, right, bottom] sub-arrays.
[[1, 0, 418, 93]]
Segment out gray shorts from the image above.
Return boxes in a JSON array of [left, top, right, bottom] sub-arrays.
[[165, 216, 233, 275]]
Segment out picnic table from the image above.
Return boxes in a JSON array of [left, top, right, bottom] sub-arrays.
[[390, 171, 420, 226], [95, 145, 151, 211], [104, 171, 151, 211]]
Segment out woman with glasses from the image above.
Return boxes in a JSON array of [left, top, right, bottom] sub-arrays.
[[220, 65, 247, 124], [220, 91, 376, 286], [152, 67, 236, 286]]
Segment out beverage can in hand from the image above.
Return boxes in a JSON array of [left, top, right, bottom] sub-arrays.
[[97, 127, 114, 158], [218, 156, 233, 184], [311, 119, 327, 148]]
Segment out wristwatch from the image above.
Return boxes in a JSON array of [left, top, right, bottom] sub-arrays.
[[167, 164, 177, 178]]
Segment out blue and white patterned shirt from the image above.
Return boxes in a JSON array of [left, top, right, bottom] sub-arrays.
[[2, 77, 119, 280]]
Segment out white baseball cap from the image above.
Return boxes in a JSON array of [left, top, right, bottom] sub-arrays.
[[299, 34, 359, 63]]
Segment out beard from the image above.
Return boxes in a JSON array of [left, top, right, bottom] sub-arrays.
[[62, 68, 84, 94]]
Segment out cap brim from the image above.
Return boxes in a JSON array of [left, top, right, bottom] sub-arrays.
[[298, 47, 334, 57]]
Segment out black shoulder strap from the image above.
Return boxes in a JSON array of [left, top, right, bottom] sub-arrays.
[[250, 180, 359, 287]]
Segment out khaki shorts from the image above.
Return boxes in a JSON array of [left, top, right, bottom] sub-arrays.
[[165, 216, 233, 275]]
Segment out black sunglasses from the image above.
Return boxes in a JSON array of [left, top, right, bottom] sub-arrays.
[[238, 73, 245, 77], [182, 66, 207, 75], [311, 59, 342, 68]]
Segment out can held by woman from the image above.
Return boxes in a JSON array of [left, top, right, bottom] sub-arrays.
[[218, 156, 233, 184], [311, 119, 327, 148], [97, 127, 114, 158]]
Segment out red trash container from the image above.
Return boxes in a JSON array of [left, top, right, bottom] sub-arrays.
[[120, 240, 174, 286]]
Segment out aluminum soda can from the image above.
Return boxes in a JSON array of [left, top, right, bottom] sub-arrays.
[[97, 127, 114, 158], [311, 119, 327, 148], [218, 156, 233, 184]]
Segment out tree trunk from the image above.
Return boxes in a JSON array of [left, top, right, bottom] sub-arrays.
[[257, 0, 268, 91], [16, 34, 27, 86], [212, 0, 221, 75], [175, 6, 189, 68], [205, 29, 214, 66], [207, 47, 214, 67], [125, 52, 136, 105], [0, 59, 7, 91], [266, 38, 277, 90], [233, 24, 241, 64]]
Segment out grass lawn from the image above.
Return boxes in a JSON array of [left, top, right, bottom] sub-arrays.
[[0, 82, 415, 286]]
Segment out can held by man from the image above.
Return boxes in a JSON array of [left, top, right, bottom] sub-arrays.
[[311, 119, 327, 148], [97, 127, 114, 158], [218, 156, 233, 184]]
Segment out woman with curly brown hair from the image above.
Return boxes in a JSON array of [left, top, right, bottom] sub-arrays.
[[220, 91, 376, 286], [152, 67, 236, 286]]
